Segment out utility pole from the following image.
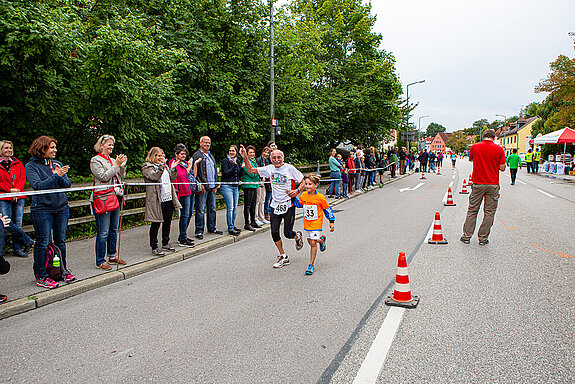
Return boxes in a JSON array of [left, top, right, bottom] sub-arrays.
[[269, 0, 275, 143]]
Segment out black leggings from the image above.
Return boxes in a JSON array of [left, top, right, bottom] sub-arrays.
[[149, 201, 174, 249], [270, 205, 296, 242], [243, 188, 257, 225]]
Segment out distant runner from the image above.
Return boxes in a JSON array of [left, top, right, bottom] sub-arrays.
[[239, 145, 305, 268]]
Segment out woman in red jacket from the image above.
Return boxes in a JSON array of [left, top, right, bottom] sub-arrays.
[[0, 140, 34, 258]]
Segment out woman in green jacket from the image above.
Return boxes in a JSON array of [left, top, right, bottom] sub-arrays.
[[242, 145, 261, 231]]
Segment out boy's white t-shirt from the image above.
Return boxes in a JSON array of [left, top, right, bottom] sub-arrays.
[[257, 164, 304, 207]]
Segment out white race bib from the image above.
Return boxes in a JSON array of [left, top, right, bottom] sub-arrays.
[[274, 201, 290, 215], [303, 205, 318, 221]]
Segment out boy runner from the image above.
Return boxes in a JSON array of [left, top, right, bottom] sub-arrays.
[[239, 145, 305, 268], [294, 175, 335, 275]]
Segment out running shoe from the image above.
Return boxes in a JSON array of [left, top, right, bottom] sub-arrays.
[[152, 248, 165, 256], [295, 231, 304, 251], [64, 273, 76, 283], [36, 277, 58, 289], [273, 256, 290, 268], [319, 236, 327, 252], [0, 294, 7, 303], [305, 264, 315, 275]]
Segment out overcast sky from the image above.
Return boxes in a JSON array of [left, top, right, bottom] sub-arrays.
[[371, 0, 575, 132]]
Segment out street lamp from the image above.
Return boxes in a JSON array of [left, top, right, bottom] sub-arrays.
[[406, 80, 425, 150], [418, 115, 429, 150], [495, 114, 507, 123], [269, 0, 276, 142], [495, 113, 507, 151]]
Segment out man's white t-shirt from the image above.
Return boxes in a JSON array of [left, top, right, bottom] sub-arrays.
[[257, 164, 304, 208]]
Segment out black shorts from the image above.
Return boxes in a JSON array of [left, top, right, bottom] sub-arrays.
[[270, 205, 296, 242]]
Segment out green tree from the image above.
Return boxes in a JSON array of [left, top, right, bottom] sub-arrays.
[[425, 122, 446, 137], [446, 131, 468, 153]]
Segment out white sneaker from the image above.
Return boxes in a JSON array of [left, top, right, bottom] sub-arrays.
[[262, 219, 270, 224], [273, 256, 290, 268], [255, 220, 265, 226]]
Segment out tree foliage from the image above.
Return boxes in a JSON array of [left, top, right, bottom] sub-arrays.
[[535, 33, 575, 140], [0, 0, 402, 173], [445, 131, 467, 153], [425, 122, 446, 137]]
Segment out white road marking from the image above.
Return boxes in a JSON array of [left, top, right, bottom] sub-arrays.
[[537, 189, 555, 198], [452, 175, 455, 179], [399, 182, 425, 192], [426, 220, 435, 240], [352, 307, 405, 384], [449, 181, 453, 188], [517, 180, 526, 185]]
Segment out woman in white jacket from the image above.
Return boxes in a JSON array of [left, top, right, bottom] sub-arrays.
[[90, 135, 127, 270]]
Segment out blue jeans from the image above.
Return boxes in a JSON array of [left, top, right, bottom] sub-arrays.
[[30, 207, 69, 279], [93, 200, 122, 266], [178, 194, 194, 242], [368, 170, 376, 186], [195, 189, 217, 234], [220, 185, 239, 231], [327, 171, 341, 197], [0, 199, 32, 252], [342, 183, 348, 197], [264, 189, 272, 215]]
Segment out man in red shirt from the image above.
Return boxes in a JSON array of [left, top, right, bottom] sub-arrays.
[[460, 129, 506, 245]]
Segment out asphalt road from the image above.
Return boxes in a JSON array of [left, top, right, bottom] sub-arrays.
[[1, 161, 573, 383]]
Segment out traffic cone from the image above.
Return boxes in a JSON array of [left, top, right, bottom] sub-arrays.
[[468, 175, 473, 186], [444, 187, 456, 206], [459, 179, 469, 194], [385, 252, 419, 309], [436, 166, 441, 175], [428, 211, 448, 244], [420, 170, 426, 179]]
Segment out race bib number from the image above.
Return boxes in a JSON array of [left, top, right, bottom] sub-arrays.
[[274, 201, 290, 215], [303, 205, 318, 221]]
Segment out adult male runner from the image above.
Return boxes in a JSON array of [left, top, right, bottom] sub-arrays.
[[239, 145, 305, 268]]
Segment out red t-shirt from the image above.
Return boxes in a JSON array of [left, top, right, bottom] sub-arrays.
[[469, 140, 505, 184]]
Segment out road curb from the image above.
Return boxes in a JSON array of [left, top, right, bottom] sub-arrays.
[[0, 172, 413, 321]]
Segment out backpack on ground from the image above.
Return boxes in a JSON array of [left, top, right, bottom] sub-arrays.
[[45, 243, 67, 281]]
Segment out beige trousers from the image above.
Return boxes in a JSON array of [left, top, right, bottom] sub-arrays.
[[255, 186, 266, 222], [462, 184, 500, 242]]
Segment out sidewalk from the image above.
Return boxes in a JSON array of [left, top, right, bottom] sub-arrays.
[[0, 171, 406, 320]]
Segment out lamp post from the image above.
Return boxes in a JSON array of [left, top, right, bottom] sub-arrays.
[[418, 115, 429, 151], [406, 80, 425, 150], [269, 0, 275, 143], [495, 114, 507, 151]]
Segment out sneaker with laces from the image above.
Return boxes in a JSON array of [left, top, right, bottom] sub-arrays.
[[64, 273, 76, 283], [319, 235, 327, 252], [36, 277, 58, 289], [178, 238, 195, 248], [162, 243, 175, 252], [305, 264, 315, 275], [152, 248, 165, 256], [273, 256, 290, 268], [295, 231, 303, 251]]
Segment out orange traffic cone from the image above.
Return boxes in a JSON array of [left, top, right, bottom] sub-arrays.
[[459, 179, 469, 194], [444, 187, 456, 206], [428, 211, 448, 244], [468, 175, 473, 186], [420, 170, 426, 179], [385, 252, 419, 309], [436, 166, 441, 175]]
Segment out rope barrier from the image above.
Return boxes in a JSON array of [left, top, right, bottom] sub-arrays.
[[0, 165, 396, 199]]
